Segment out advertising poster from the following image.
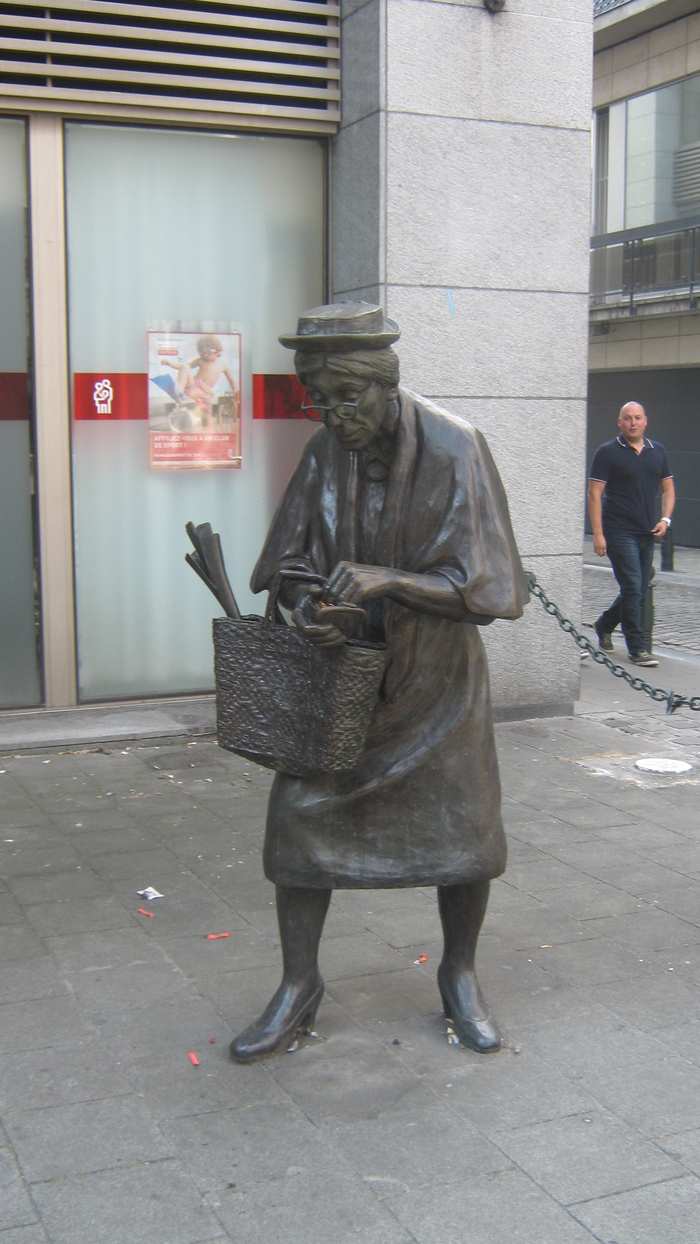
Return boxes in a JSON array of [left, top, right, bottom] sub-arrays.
[[147, 331, 241, 470]]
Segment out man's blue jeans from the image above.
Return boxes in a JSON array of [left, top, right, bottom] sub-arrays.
[[597, 532, 655, 656]]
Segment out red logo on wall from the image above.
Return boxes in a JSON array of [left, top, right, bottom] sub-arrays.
[[74, 373, 308, 421], [73, 373, 148, 420]]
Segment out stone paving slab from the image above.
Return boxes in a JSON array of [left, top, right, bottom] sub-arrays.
[[30, 1161, 227, 1244], [570, 1174, 700, 1244], [497, 1109, 680, 1205], [378, 1168, 597, 1244], [1, 654, 700, 1241]]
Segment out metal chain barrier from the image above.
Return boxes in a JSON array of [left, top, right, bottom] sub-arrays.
[[524, 572, 700, 715]]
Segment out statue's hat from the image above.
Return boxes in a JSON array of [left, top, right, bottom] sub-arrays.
[[279, 302, 400, 351]]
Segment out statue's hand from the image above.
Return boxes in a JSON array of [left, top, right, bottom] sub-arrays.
[[327, 562, 397, 605], [291, 591, 346, 648]]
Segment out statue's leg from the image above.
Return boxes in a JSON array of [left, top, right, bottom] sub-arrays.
[[230, 884, 331, 1063], [436, 880, 502, 1053]]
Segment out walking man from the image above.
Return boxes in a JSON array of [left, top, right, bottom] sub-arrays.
[[588, 401, 674, 667]]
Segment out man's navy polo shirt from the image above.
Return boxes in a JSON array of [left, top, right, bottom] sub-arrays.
[[589, 436, 672, 538]]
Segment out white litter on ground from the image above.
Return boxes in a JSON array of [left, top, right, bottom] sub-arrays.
[[635, 757, 693, 774], [571, 750, 698, 787]]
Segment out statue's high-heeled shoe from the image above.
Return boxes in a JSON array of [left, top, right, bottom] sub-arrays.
[[437, 964, 502, 1054], [230, 975, 324, 1064]]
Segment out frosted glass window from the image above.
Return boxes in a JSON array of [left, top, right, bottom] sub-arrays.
[[66, 124, 324, 700], [0, 119, 41, 708]]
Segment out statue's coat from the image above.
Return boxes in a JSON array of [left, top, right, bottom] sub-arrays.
[[251, 389, 529, 888]]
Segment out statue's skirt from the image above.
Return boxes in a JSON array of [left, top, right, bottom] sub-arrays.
[[262, 623, 507, 890]]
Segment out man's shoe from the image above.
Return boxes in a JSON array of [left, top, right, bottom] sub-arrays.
[[629, 651, 658, 667], [594, 621, 614, 653]]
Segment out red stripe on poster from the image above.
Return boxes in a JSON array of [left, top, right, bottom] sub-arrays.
[[0, 373, 28, 420], [252, 374, 306, 420], [73, 373, 148, 420]]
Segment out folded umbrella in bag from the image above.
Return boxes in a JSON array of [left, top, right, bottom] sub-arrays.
[[213, 575, 386, 777]]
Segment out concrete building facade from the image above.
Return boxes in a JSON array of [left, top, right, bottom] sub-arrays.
[[0, 1, 593, 721], [590, 0, 700, 547]]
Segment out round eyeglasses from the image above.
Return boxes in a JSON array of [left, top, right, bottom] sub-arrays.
[[301, 389, 361, 422]]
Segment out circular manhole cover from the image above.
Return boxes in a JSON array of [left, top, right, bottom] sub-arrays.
[[635, 757, 693, 775]]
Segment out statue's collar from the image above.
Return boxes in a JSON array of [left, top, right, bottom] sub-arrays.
[[359, 399, 399, 481]]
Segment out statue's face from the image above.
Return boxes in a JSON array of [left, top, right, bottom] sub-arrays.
[[303, 366, 392, 451]]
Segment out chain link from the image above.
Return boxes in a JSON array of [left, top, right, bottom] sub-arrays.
[[524, 572, 700, 714]]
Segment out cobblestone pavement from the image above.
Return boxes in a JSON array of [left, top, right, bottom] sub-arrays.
[[582, 537, 700, 654], [1, 652, 700, 1243]]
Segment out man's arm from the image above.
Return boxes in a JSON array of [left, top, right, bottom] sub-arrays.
[[587, 479, 607, 557], [651, 477, 675, 538]]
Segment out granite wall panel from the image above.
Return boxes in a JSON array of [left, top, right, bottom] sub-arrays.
[[331, 0, 592, 713]]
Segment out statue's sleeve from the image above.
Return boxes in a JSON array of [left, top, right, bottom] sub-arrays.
[[250, 435, 323, 594], [412, 423, 530, 621]]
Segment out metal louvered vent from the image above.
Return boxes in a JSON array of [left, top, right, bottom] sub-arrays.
[[0, 0, 340, 132], [593, 0, 632, 15], [674, 143, 700, 207]]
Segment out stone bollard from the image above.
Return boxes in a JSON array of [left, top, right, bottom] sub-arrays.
[[661, 524, 674, 572], [642, 566, 655, 653]]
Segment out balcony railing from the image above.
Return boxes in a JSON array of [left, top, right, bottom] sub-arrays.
[[590, 216, 700, 314], [593, 0, 632, 15]]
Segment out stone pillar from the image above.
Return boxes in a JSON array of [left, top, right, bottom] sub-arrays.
[[332, 0, 593, 716]]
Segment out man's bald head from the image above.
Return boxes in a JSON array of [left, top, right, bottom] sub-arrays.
[[619, 401, 645, 421], [618, 402, 648, 446]]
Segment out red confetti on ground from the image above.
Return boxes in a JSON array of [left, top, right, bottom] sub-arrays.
[[138, 908, 155, 918], [210, 1038, 216, 1044], [188, 1052, 200, 1066], [417, 954, 428, 964], [206, 932, 231, 940]]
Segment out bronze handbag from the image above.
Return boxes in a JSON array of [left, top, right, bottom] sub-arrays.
[[213, 574, 386, 777]]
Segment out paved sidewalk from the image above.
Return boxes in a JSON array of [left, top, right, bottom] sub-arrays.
[[1, 653, 700, 1242], [0, 696, 216, 756]]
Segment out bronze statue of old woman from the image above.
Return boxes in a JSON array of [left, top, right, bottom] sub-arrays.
[[230, 302, 529, 1062]]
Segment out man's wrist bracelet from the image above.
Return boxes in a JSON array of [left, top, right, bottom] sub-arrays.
[[660, 516, 671, 525]]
